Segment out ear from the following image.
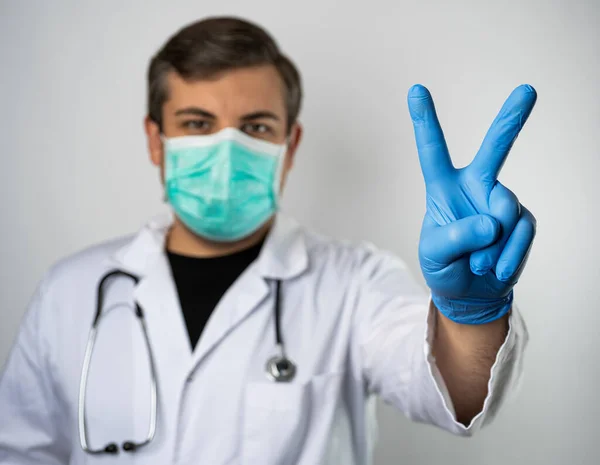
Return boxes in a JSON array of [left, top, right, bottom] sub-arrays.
[[283, 122, 303, 171], [278, 122, 303, 193], [144, 116, 163, 167]]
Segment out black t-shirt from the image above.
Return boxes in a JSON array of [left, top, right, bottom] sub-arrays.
[[166, 240, 264, 352]]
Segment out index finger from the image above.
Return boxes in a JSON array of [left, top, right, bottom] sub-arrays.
[[407, 84, 453, 185]]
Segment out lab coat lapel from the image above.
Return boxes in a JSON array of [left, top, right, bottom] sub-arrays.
[[109, 213, 193, 380], [190, 213, 309, 370], [133, 254, 193, 376], [190, 264, 270, 368]]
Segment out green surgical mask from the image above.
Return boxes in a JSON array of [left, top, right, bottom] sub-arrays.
[[163, 128, 287, 242]]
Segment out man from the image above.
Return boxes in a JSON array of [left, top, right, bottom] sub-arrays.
[[0, 16, 536, 465]]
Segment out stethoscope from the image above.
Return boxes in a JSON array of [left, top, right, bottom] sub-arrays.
[[78, 269, 296, 455]]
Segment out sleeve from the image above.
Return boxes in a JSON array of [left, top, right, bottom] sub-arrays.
[[0, 279, 70, 464], [352, 246, 529, 436]]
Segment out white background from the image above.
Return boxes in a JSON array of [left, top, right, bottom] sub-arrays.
[[1, 0, 599, 463]]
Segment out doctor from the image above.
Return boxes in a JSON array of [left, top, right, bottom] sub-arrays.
[[0, 16, 536, 465]]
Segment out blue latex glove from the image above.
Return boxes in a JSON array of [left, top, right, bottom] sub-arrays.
[[407, 84, 538, 325]]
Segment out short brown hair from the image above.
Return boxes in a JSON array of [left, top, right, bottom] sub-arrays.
[[147, 17, 302, 133]]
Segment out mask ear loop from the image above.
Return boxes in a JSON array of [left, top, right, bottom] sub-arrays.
[[160, 133, 168, 203], [273, 140, 289, 207]]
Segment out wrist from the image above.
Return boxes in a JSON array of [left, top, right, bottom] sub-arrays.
[[431, 291, 513, 325]]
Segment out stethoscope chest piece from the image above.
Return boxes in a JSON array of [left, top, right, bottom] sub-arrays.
[[266, 354, 297, 382]]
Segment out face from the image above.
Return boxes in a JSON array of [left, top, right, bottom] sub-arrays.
[[145, 65, 302, 190]]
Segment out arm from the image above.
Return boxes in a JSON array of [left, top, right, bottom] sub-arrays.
[[405, 83, 538, 428], [354, 249, 527, 436], [432, 305, 508, 425], [357, 82, 537, 435], [0, 279, 69, 464]]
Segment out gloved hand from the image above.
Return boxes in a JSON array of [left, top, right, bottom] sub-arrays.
[[407, 84, 537, 325]]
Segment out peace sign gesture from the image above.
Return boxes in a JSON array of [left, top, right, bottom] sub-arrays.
[[408, 84, 537, 325]]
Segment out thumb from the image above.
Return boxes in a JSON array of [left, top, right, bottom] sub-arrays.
[[420, 214, 500, 266]]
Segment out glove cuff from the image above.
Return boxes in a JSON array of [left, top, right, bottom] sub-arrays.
[[432, 291, 514, 325]]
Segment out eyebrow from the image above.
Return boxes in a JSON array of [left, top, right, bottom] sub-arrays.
[[240, 111, 281, 122], [174, 107, 216, 118]]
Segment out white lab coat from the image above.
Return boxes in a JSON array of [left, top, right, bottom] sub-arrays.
[[0, 212, 528, 465]]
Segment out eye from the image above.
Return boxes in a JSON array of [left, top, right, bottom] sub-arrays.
[[241, 123, 271, 135], [181, 120, 211, 131]]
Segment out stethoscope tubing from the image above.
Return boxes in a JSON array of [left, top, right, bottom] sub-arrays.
[[78, 271, 158, 454]]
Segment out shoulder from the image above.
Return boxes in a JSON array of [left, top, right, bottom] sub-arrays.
[[20, 233, 136, 335], [296, 225, 427, 308], [301, 226, 411, 281], [40, 234, 134, 294]]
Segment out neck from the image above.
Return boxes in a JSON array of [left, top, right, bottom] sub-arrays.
[[166, 216, 273, 258]]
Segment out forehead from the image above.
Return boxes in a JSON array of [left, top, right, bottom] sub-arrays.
[[164, 65, 287, 116]]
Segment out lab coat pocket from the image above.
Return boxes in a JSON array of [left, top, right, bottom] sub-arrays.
[[242, 372, 343, 465]]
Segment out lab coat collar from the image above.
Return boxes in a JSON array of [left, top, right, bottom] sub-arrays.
[[256, 212, 309, 280], [106, 210, 309, 386], [109, 210, 309, 281]]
